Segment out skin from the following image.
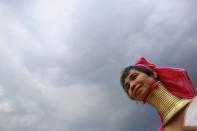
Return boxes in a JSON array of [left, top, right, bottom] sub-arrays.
[[123, 69, 155, 101], [165, 107, 186, 131]]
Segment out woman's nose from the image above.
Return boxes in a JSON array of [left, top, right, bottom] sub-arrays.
[[130, 81, 136, 91]]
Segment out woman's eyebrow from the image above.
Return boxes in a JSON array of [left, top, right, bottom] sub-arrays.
[[128, 73, 137, 79]]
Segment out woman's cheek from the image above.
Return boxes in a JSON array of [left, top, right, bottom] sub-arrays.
[[128, 90, 132, 97]]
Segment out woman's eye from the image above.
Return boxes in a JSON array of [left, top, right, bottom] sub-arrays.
[[130, 74, 137, 80]]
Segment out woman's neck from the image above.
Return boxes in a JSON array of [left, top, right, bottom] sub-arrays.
[[146, 82, 191, 126], [165, 106, 186, 131]]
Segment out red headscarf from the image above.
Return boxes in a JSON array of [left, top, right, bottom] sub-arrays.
[[135, 57, 196, 99], [134, 57, 196, 131]]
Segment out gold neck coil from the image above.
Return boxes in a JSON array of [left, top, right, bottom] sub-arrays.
[[146, 82, 191, 125]]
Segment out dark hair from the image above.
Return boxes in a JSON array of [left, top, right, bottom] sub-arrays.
[[120, 65, 154, 89]]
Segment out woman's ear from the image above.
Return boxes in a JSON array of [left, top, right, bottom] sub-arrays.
[[153, 71, 157, 79]]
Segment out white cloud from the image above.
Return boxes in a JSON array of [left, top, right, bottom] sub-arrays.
[[0, 85, 14, 112], [0, 85, 4, 96], [0, 101, 13, 112]]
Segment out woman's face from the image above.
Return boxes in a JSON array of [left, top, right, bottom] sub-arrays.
[[124, 69, 155, 101]]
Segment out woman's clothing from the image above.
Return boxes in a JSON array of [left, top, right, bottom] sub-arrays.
[[185, 96, 197, 126]]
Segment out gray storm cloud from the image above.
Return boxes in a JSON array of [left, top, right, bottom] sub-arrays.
[[0, 0, 197, 131]]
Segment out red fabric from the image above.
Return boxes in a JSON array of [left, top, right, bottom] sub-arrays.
[[157, 125, 164, 131], [134, 57, 196, 131], [143, 81, 159, 103], [134, 57, 196, 98]]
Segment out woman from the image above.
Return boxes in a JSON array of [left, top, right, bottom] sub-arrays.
[[120, 57, 196, 131]]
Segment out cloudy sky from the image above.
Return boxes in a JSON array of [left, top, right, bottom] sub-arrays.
[[0, 0, 197, 131]]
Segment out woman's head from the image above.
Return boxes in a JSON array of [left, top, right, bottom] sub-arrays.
[[120, 66, 157, 101]]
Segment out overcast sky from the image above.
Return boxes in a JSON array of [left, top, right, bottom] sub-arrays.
[[0, 0, 197, 131]]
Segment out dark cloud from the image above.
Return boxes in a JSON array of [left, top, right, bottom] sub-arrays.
[[0, 0, 197, 131]]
